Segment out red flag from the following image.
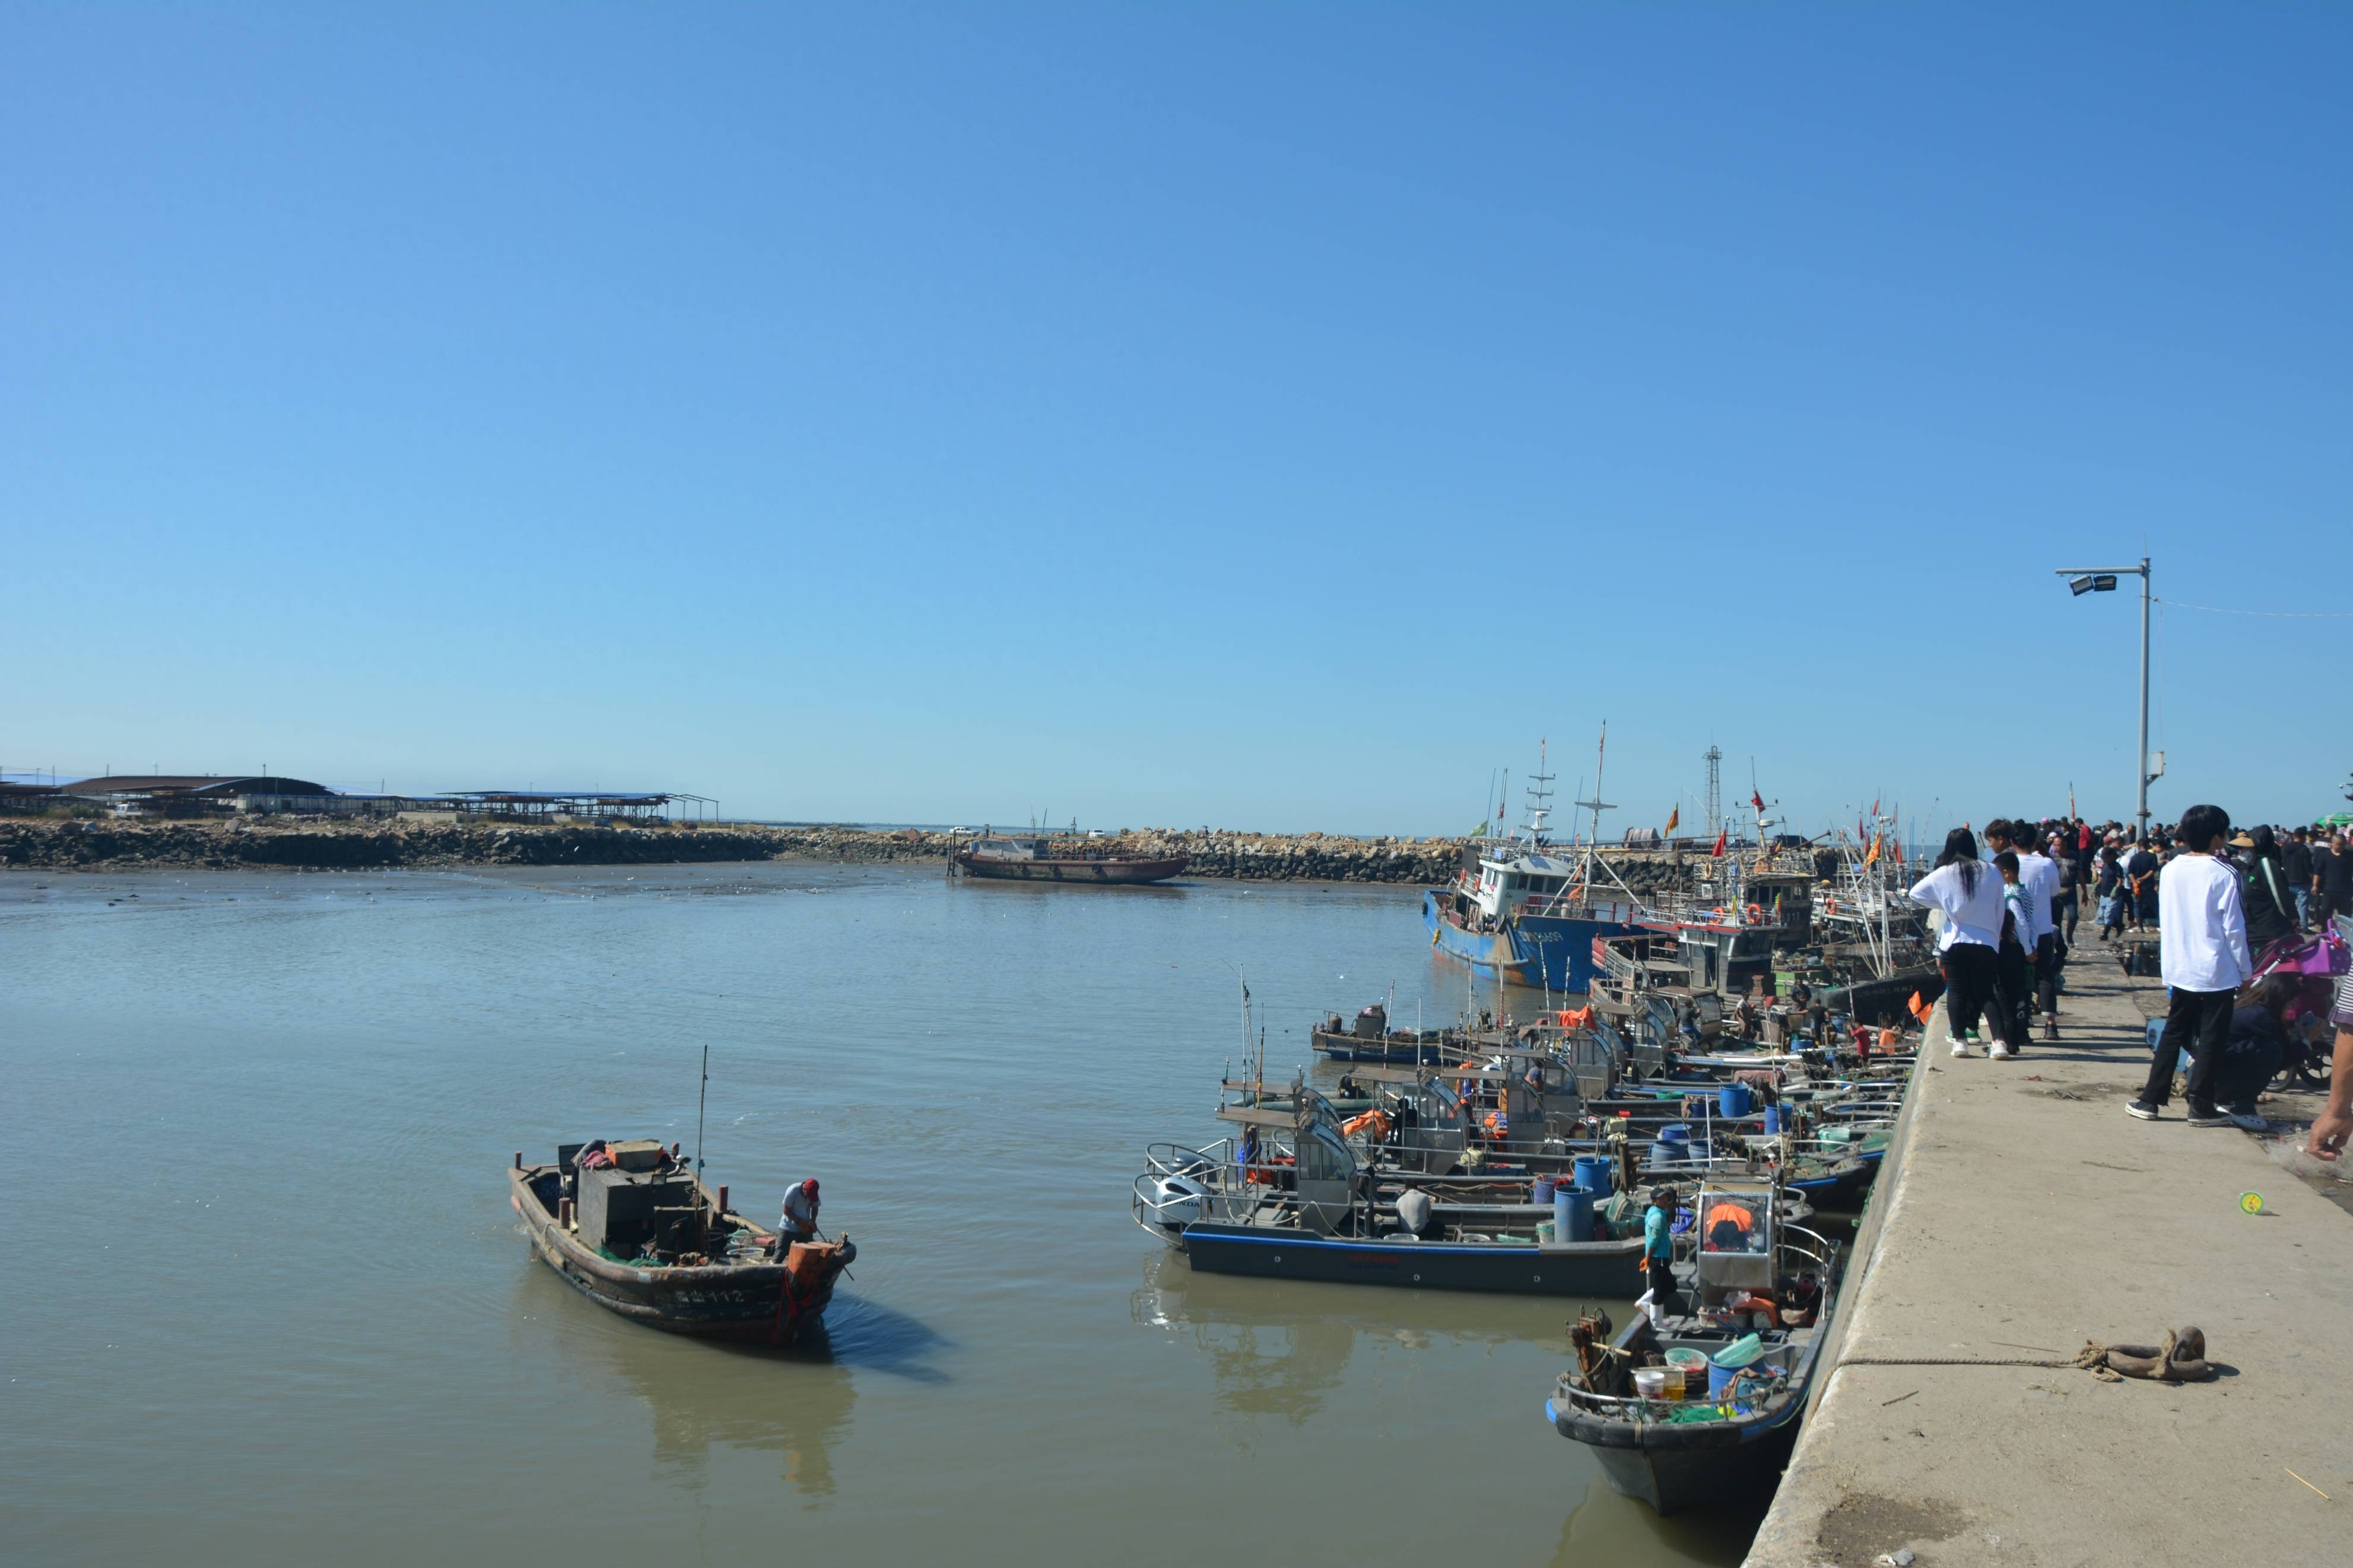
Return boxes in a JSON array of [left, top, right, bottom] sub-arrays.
[[1871, 797, 1879, 816], [1750, 789, 1765, 812], [1710, 830, 1727, 858]]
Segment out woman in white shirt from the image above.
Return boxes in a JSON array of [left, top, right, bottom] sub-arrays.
[[1910, 828, 2007, 1057]]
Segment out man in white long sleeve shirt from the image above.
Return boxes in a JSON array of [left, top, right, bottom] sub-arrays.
[[2129, 804, 2256, 1128]]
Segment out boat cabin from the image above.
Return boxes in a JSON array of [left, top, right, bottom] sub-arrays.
[[965, 835, 1050, 863]]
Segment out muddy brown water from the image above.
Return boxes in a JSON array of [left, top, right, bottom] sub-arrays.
[[1, 863, 1764, 1565]]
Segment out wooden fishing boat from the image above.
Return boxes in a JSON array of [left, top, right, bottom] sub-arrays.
[[508, 1140, 853, 1344], [952, 834, 1187, 885], [1545, 1187, 1843, 1515]]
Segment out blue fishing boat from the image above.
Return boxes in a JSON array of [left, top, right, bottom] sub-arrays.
[[1422, 739, 1644, 993]]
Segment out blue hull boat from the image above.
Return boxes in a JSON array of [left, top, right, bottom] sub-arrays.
[[1422, 889, 1639, 993]]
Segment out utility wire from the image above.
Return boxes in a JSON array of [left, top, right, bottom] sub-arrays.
[[2154, 597, 2353, 619]]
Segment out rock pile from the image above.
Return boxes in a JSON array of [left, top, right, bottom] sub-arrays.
[[0, 818, 1763, 890]]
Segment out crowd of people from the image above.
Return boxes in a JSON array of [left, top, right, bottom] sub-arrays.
[[1907, 804, 2353, 1159]]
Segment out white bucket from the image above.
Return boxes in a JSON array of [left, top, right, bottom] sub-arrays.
[[1633, 1368, 1668, 1399]]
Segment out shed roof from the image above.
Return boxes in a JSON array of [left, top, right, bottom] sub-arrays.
[[62, 775, 332, 797]]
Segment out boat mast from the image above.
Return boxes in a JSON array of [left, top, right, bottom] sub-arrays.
[[1573, 722, 1615, 901], [693, 1043, 709, 1178]]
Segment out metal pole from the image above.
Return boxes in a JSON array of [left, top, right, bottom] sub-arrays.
[[2136, 555, 2151, 839]]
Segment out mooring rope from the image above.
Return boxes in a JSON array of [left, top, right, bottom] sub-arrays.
[[1840, 1330, 2208, 1383]]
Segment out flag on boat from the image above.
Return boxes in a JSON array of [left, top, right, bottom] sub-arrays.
[[1865, 831, 1882, 866], [2069, 783, 2077, 820], [1663, 805, 1679, 837], [1710, 829, 1727, 858], [1751, 789, 1765, 813]]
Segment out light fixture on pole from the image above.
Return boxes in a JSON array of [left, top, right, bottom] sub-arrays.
[[2053, 556, 2154, 837]]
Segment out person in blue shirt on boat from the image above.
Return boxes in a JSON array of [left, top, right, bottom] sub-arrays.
[[776, 1178, 820, 1251], [1641, 1185, 1679, 1324]]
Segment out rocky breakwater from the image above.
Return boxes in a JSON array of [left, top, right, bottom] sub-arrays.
[[0, 819, 798, 871]]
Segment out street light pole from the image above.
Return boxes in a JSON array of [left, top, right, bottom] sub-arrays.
[[2055, 557, 2154, 838], [2133, 554, 2151, 838]]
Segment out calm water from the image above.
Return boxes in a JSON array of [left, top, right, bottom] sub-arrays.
[[0, 863, 1762, 1566]]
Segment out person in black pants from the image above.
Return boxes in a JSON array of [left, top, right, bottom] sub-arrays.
[[2130, 804, 2255, 1128]]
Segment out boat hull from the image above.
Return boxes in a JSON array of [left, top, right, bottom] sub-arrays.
[[509, 1168, 849, 1344], [1310, 1028, 1465, 1064], [1547, 1395, 1801, 1516], [955, 852, 1189, 885], [1176, 1223, 1645, 1296], [1421, 890, 1639, 992]]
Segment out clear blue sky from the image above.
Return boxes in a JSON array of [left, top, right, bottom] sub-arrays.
[[5, 6, 2346, 834]]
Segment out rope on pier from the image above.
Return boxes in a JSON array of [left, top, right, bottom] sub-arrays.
[[1839, 1328, 2212, 1383]]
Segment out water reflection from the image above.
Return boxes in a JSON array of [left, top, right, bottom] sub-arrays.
[[1553, 1467, 1764, 1568], [512, 1261, 861, 1497], [1131, 1252, 1549, 1426]]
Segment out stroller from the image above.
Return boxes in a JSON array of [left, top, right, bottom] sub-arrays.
[[2251, 925, 2349, 1091]]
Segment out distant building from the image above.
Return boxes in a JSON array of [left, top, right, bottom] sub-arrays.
[[59, 775, 348, 817]]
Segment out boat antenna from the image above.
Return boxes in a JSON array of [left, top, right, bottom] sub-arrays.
[[1573, 721, 1614, 859], [694, 1043, 709, 1176]]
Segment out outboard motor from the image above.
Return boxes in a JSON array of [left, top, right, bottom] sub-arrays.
[[1395, 1187, 1434, 1238], [1141, 1175, 1208, 1229]]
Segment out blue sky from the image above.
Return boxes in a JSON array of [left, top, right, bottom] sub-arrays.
[[5, 6, 2346, 834]]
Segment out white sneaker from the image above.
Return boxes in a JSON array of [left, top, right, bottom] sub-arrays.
[[1950, 1040, 1970, 1058], [1989, 1044, 2014, 1060]]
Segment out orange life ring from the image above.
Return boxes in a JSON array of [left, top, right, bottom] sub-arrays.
[[1747, 903, 1764, 921]]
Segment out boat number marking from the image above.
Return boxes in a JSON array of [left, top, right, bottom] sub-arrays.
[[671, 1289, 750, 1305]]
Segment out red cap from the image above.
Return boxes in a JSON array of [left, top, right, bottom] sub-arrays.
[[802, 1178, 820, 1195]]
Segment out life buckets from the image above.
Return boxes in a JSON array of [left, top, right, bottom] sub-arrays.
[[1761, 1103, 1784, 1134], [1572, 1154, 1614, 1196], [1552, 1185, 1594, 1243], [1709, 1332, 1767, 1399], [1719, 1082, 1753, 1118]]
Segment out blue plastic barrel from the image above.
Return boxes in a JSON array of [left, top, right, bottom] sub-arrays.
[[1573, 1154, 1613, 1195], [1761, 1104, 1784, 1134], [1707, 1359, 1740, 1400], [1532, 1175, 1557, 1206], [1552, 1186, 1594, 1243], [1719, 1082, 1752, 1118]]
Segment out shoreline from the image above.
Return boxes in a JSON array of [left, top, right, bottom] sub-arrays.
[[0, 819, 1726, 890]]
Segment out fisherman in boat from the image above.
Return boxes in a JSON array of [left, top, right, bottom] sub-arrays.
[[1704, 1197, 1761, 1254], [1643, 1185, 1680, 1316], [1237, 1123, 1262, 1187], [776, 1178, 821, 1252]]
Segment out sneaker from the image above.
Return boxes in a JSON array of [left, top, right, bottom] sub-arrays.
[[1949, 1039, 1971, 1058], [2125, 1100, 2161, 1121], [1989, 1044, 2014, 1060], [2185, 1103, 2234, 1128]]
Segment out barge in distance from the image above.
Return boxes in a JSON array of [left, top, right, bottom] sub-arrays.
[[953, 832, 1189, 885]]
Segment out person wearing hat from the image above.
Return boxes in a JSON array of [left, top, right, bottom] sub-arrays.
[[1640, 1184, 1680, 1322], [777, 1178, 821, 1249]]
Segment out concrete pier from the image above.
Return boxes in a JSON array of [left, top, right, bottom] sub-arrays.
[[1746, 947, 2349, 1567]]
